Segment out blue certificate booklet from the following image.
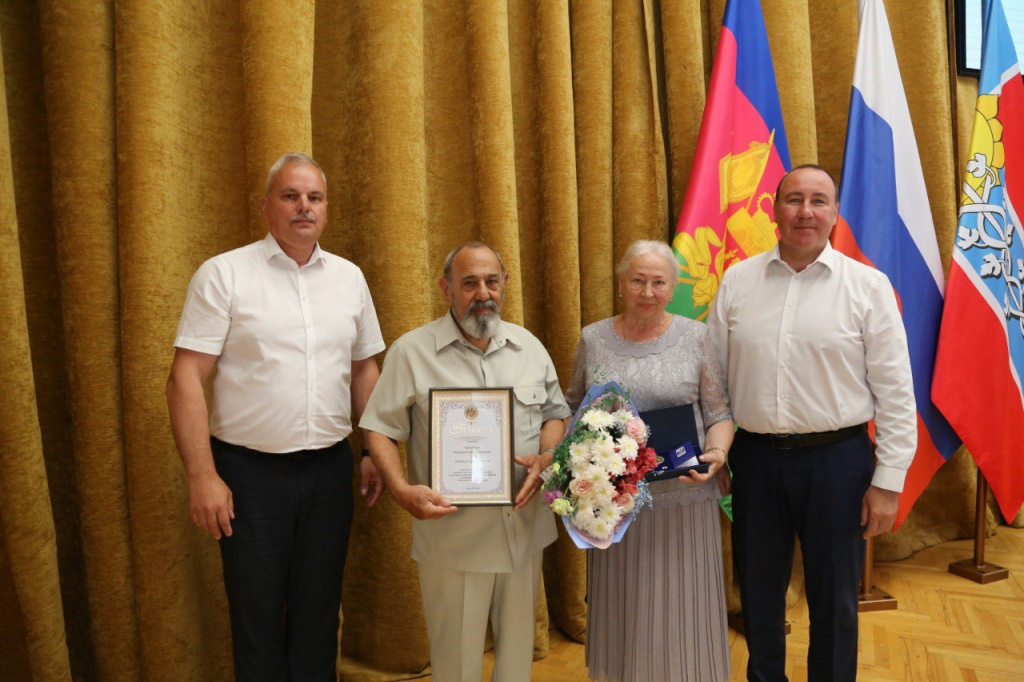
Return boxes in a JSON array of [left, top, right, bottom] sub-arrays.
[[640, 403, 708, 482]]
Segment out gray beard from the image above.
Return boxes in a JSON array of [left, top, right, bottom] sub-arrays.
[[458, 303, 501, 340]]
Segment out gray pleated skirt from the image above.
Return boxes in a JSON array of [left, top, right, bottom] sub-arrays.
[[585, 492, 730, 682]]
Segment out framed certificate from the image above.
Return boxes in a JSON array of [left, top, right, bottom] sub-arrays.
[[428, 387, 515, 506]]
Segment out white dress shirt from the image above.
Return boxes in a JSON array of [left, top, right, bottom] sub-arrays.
[[174, 233, 385, 453], [707, 243, 916, 492]]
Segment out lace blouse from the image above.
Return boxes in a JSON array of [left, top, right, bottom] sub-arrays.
[[566, 315, 733, 507]]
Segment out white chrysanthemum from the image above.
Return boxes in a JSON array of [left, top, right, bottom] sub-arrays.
[[592, 434, 616, 460], [568, 442, 592, 471], [573, 506, 598, 534], [590, 478, 616, 502], [613, 410, 634, 427], [603, 456, 626, 477], [579, 464, 607, 486], [592, 447, 625, 476], [587, 445, 612, 468], [616, 436, 639, 460], [581, 409, 615, 431], [591, 518, 614, 539], [598, 504, 624, 525]]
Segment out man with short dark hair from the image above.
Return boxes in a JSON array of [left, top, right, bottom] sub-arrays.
[[361, 242, 570, 681], [167, 152, 385, 681], [708, 164, 917, 681]]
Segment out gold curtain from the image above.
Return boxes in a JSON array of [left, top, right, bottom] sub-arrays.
[[0, 0, 1014, 679]]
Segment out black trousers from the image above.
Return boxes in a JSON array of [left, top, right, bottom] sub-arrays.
[[212, 437, 354, 682], [731, 431, 874, 682]]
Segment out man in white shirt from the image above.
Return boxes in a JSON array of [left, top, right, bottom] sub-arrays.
[[708, 165, 916, 682], [166, 152, 386, 681]]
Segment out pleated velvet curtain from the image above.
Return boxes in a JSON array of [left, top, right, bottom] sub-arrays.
[[0, 0, 1012, 679]]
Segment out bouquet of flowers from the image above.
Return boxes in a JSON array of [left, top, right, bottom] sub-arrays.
[[541, 382, 657, 549]]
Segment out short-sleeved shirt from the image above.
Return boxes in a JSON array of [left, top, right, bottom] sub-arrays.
[[360, 312, 571, 573], [174, 233, 385, 453]]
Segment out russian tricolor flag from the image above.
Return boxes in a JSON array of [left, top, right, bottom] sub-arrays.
[[933, 0, 1024, 523], [831, 0, 960, 529]]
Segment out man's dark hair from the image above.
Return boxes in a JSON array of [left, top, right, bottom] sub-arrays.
[[774, 163, 839, 203]]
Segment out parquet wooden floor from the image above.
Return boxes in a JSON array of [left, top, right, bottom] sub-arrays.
[[424, 525, 1024, 681]]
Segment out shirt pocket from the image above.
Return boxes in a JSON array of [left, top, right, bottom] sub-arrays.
[[513, 384, 546, 437]]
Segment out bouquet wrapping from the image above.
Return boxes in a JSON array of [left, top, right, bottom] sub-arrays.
[[541, 382, 657, 549]]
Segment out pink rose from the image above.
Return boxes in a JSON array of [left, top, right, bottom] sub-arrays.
[[626, 418, 648, 444], [569, 478, 594, 497]]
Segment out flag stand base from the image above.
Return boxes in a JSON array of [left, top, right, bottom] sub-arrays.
[[948, 472, 1009, 585], [858, 585, 897, 612], [948, 558, 1009, 584]]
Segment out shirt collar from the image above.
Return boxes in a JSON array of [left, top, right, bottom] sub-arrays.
[[767, 240, 837, 273], [261, 232, 325, 267], [435, 309, 522, 353]]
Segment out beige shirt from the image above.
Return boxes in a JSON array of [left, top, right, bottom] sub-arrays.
[[174, 233, 385, 453], [707, 243, 916, 492], [360, 312, 571, 573]]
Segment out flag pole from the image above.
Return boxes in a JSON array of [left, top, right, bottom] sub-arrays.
[[948, 470, 1009, 583], [858, 447, 897, 611], [858, 537, 896, 611]]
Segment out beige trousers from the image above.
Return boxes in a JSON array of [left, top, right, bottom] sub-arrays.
[[417, 554, 542, 682]]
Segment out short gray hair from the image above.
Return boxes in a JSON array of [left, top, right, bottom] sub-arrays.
[[616, 240, 678, 279], [443, 242, 506, 282], [265, 152, 327, 195]]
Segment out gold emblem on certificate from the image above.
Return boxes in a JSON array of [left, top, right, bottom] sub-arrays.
[[428, 387, 515, 506]]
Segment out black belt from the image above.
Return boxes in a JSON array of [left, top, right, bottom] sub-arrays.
[[739, 423, 867, 450], [211, 436, 348, 461]]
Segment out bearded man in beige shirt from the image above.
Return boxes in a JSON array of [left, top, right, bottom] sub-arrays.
[[361, 242, 570, 681]]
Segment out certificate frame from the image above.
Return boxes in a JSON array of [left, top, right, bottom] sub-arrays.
[[428, 387, 515, 506]]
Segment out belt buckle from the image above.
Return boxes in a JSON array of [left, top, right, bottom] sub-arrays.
[[770, 434, 793, 450]]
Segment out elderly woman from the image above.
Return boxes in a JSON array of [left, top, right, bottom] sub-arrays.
[[567, 239, 734, 682]]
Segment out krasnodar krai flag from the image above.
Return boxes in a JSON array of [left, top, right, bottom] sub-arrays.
[[667, 0, 790, 321], [830, 0, 960, 529], [933, 0, 1024, 522]]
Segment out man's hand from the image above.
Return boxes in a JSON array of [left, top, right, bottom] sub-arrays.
[[717, 466, 732, 496], [513, 451, 551, 511], [679, 446, 726, 484], [359, 455, 383, 507], [188, 471, 234, 540], [861, 485, 899, 539], [393, 484, 459, 520]]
